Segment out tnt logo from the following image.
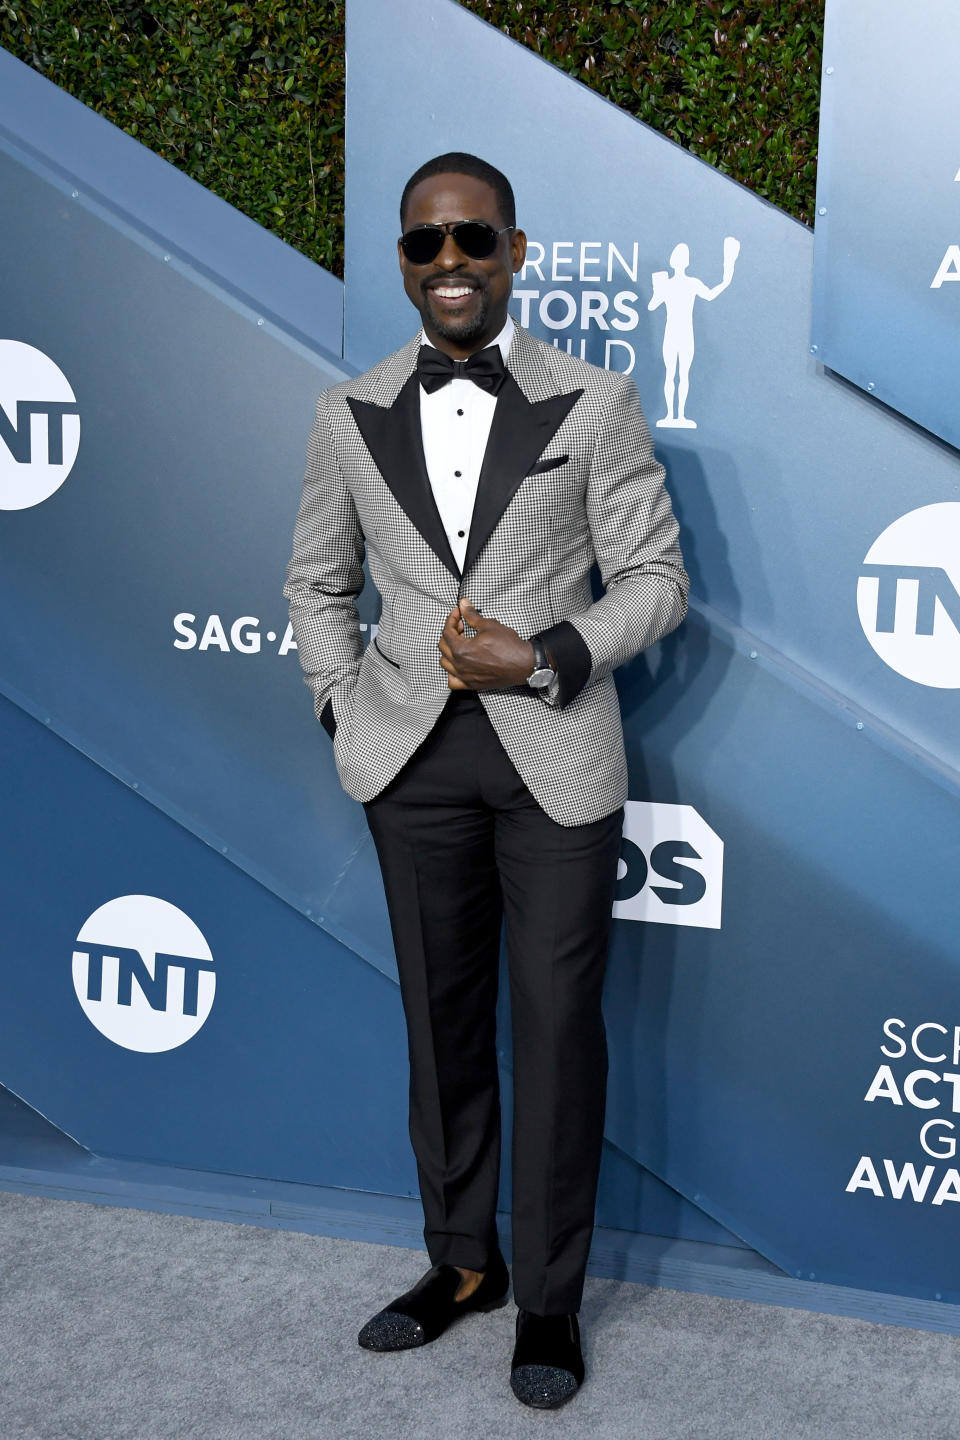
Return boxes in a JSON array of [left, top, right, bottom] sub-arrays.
[[0, 339, 81, 510], [614, 802, 723, 930], [72, 895, 216, 1053], [857, 502, 960, 688]]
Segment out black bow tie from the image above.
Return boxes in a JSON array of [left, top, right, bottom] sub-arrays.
[[417, 343, 507, 396]]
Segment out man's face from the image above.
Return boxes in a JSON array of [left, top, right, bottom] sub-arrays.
[[398, 172, 526, 356]]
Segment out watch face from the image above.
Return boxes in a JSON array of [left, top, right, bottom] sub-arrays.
[[528, 667, 555, 689]]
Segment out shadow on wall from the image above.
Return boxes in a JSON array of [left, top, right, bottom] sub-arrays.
[[610, 439, 741, 1243]]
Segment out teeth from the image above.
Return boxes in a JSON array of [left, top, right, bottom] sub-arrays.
[[433, 287, 473, 298]]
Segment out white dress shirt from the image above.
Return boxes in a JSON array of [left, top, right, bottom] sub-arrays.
[[418, 314, 515, 573], [418, 315, 560, 704]]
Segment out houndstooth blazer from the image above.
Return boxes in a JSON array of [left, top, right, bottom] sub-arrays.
[[283, 322, 689, 826]]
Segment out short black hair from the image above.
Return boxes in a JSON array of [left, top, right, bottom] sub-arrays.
[[400, 152, 516, 231]]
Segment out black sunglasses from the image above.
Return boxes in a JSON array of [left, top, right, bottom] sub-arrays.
[[399, 220, 514, 265]]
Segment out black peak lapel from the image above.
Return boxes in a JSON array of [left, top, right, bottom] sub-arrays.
[[461, 374, 583, 578], [346, 373, 461, 581]]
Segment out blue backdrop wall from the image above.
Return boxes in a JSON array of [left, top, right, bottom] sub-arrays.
[[2, 0, 960, 1310], [812, 0, 960, 452]]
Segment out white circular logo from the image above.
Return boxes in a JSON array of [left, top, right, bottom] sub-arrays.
[[857, 502, 960, 688], [0, 339, 81, 510], [72, 896, 216, 1053]]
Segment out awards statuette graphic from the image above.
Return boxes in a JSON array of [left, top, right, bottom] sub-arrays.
[[649, 236, 741, 428]]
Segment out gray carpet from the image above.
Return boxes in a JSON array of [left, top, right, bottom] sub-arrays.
[[0, 1191, 958, 1440]]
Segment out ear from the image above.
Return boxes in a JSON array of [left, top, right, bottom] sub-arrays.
[[511, 228, 527, 274]]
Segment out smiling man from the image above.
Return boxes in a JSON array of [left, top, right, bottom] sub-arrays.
[[284, 152, 689, 1409]]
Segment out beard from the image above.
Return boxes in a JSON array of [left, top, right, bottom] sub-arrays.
[[420, 284, 491, 345]]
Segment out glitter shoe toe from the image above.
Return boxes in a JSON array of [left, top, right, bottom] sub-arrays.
[[510, 1363, 579, 1408], [357, 1309, 426, 1350], [510, 1309, 584, 1408]]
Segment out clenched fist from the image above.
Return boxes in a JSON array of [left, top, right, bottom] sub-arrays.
[[437, 598, 537, 690]]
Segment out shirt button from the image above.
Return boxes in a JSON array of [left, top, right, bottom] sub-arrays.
[[457, 409, 464, 416], [454, 470, 462, 477], [457, 529, 465, 537]]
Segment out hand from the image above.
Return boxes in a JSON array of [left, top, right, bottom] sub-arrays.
[[438, 598, 536, 690]]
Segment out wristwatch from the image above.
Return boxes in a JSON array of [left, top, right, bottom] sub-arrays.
[[526, 636, 557, 690]]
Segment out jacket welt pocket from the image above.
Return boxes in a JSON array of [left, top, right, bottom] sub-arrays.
[[373, 635, 401, 668], [527, 454, 569, 476]]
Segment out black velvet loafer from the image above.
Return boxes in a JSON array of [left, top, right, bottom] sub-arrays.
[[510, 1309, 585, 1409], [357, 1249, 510, 1351]]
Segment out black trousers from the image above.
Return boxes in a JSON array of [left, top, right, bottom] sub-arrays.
[[363, 689, 624, 1316]]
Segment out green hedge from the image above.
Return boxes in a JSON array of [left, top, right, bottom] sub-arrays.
[[0, 1, 823, 278], [467, 2, 823, 221], [0, 1, 346, 271]]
